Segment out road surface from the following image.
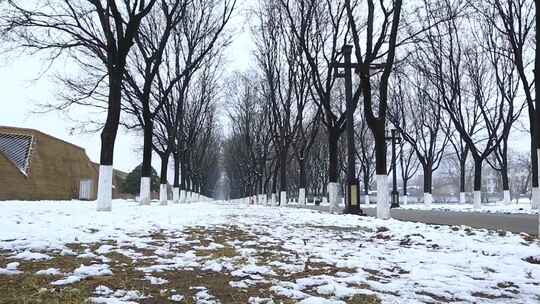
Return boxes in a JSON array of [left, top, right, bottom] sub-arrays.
[[290, 204, 539, 235]]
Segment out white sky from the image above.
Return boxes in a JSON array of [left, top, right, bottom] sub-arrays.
[[0, 3, 254, 174], [0, 0, 531, 174]]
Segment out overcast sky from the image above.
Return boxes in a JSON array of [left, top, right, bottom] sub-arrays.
[[0, 2, 254, 173], [0, 0, 531, 174]]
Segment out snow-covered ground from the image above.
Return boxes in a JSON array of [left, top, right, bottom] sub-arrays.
[[0, 200, 539, 303], [400, 200, 539, 215]]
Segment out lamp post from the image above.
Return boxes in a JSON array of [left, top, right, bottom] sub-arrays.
[[386, 129, 401, 208], [330, 45, 361, 214], [330, 44, 388, 214]]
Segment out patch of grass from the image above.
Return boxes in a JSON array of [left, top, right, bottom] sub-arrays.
[[415, 290, 461, 302], [471, 291, 512, 300], [0, 274, 89, 304], [0, 224, 383, 303], [347, 294, 381, 304], [524, 256, 540, 265]]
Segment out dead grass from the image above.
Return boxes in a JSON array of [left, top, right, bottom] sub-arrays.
[[2, 223, 507, 304], [0, 269, 89, 304]]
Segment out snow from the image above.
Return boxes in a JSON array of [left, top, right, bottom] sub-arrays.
[[401, 199, 540, 215], [35, 267, 62, 276], [91, 289, 147, 304], [169, 294, 184, 302], [193, 287, 219, 304], [0, 199, 539, 303], [51, 263, 112, 285], [10, 250, 51, 261], [231, 264, 275, 277], [0, 262, 22, 275], [145, 275, 169, 285]]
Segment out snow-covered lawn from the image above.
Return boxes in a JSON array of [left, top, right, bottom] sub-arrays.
[[400, 200, 539, 215], [0, 200, 539, 303]]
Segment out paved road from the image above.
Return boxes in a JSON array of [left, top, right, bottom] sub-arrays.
[[289, 205, 539, 235]]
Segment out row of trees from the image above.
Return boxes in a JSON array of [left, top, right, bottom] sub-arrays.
[[223, 0, 539, 215], [1, 0, 233, 210]]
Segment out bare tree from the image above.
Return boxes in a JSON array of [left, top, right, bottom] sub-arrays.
[[345, 0, 403, 218], [3, 0, 158, 210], [224, 72, 273, 199], [398, 141, 420, 204], [122, 0, 186, 204], [422, 5, 516, 209], [254, 0, 311, 205], [471, 0, 538, 208], [280, 0, 350, 207], [355, 116, 375, 204], [389, 68, 450, 206], [482, 14, 524, 204], [141, 0, 234, 203]]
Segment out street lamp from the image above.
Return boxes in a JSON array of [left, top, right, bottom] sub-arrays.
[[385, 128, 401, 208], [330, 45, 362, 215], [330, 44, 390, 214]]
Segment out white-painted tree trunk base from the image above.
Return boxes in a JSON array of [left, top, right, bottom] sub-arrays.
[[271, 193, 277, 206], [159, 184, 167, 205], [376, 175, 390, 219], [328, 182, 339, 214], [473, 190, 481, 210], [424, 193, 432, 208], [260, 194, 267, 205], [172, 187, 180, 204], [139, 177, 151, 205], [503, 190, 511, 205], [537, 149, 540, 207], [459, 192, 466, 204], [364, 194, 370, 205], [532, 187, 540, 209], [96, 165, 113, 211], [180, 190, 186, 204], [299, 188, 306, 205], [280, 191, 287, 206], [402, 195, 408, 205]]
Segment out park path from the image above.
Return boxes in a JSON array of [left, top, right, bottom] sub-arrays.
[[290, 204, 539, 235]]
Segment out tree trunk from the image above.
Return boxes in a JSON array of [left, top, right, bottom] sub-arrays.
[[173, 153, 180, 188], [328, 126, 340, 183], [279, 145, 288, 192], [271, 163, 278, 194], [402, 177, 408, 196], [536, 0, 540, 161], [472, 156, 483, 209], [160, 153, 169, 184], [363, 167, 370, 195], [97, 73, 122, 211], [423, 164, 432, 194], [501, 162, 509, 192], [374, 125, 387, 175], [473, 157, 482, 192], [141, 113, 153, 177], [139, 118, 153, 205], [459, 150, 468, 193], [299, 156, 306, 190], [531, 136, 539, 188], [180, 154, 186, 191], [100, 73, 122, 166]]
